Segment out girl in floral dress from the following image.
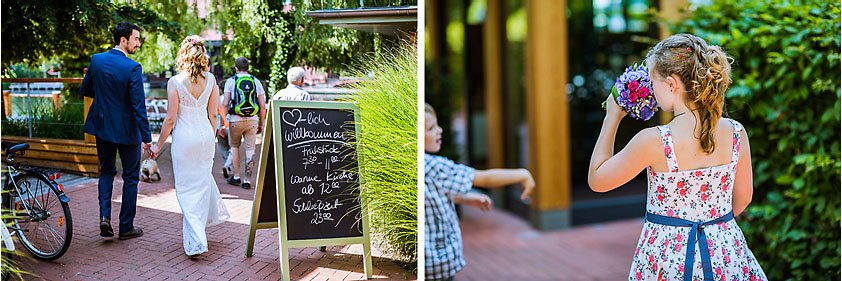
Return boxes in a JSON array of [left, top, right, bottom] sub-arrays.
[[588, 34, 767, 281]]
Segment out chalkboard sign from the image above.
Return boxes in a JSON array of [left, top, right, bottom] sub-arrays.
[[279, 107, 362, 240], [255, 138, 278, 224], [245, 101, 372, 280]]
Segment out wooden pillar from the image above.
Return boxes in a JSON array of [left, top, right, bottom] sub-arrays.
[[2, 91, 11, 117], [425, 0, 438, 61], [658, 0, 688, 39], [483, 0, 505, 168], [657, 0, 688, 125], [51, 91, 62, 111], [82, 68, 96, 144], [84, 97, 94, 143], [525, 0, 571, 229]]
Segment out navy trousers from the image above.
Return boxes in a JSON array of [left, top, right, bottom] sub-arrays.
[[95, 137, 141, 234]]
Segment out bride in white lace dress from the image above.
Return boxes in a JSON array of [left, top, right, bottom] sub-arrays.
[[153, 35, 230, 256]]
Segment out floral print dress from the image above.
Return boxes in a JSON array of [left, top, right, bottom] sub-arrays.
[[629, 119, 767, 281]]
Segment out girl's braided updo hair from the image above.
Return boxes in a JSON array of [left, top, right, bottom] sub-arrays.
[[176, 35, 209, 84], [645, 34, 734, 154]]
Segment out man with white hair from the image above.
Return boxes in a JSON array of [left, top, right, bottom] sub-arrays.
[[271, 67, 312, 101]]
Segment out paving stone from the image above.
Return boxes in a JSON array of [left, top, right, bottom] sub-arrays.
[[17, 136, 415, 281], [457, 205, 642, 281]]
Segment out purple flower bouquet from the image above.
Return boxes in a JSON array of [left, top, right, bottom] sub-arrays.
[[602, 64, 659, 120]]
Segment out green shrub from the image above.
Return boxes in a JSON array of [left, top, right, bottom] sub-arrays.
[[347, 41, 417, 269], [673, 1, 840, 279], [3, 64, 43, 79], [1, 99, 84, 140]]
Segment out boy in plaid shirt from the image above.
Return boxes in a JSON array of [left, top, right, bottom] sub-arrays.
[[424, 103, 535, 281]]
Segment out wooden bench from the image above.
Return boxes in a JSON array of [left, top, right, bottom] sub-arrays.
[[2, 136, 99, 177]]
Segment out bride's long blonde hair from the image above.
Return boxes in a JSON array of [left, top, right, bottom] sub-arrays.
[[176, 35, 209, 83]]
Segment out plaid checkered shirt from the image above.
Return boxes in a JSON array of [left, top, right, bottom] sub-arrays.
[[424, 154, 475, 281]]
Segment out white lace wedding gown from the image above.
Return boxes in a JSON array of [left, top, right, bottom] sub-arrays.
[[170, 72, 230, 256]]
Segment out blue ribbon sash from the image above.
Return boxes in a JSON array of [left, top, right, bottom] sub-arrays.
[[644, 211, 734, 281]]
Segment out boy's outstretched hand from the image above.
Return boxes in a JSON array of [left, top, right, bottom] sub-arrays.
[[519, 169, 536, 201], [452, 192, 493, 212], [472, 168, 536, 202]]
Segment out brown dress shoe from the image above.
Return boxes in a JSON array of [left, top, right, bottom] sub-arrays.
[[118, 227, 144, 240], [100, 216, 114, 237]]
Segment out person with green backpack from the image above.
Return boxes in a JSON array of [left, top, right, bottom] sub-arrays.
[[220, 57, 266, 189]]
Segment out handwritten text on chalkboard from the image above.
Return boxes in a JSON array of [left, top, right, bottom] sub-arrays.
[[279, 108, 362, 239]]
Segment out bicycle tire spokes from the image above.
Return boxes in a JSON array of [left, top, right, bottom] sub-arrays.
[[18, 178, 56, 217], [13, 176, 68, 258]]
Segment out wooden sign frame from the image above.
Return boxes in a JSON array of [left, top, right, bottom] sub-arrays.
[[245, 101, 372, 280]]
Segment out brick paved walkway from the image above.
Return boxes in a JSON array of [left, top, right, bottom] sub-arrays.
[[14, 139, 415, 281], [457, 206, 643, 281]]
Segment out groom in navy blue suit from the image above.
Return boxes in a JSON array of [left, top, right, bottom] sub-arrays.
[[81, 22, 152, 240]]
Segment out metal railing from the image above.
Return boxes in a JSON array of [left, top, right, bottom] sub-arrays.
[[1, 78, 84, 138]]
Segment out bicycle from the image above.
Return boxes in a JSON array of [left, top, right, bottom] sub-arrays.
[[1, 141, 72, 260]]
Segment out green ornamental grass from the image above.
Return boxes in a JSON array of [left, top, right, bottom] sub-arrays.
[[1, 99, 84, 140], [1, 205, 36, 279], [346, 41, 417, 269]]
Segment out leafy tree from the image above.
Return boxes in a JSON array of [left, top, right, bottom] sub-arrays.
[[208, 0, 414, 92], [207, 0, 296, 90], [131, 0, 206, 73], [3, 0, 416, 92], [290, 0, 415, 73], [673, 1, 840, 279], [1, 0, 181, 76]]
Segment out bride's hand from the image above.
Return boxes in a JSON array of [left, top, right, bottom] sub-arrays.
[[151, 144, 161, 159]]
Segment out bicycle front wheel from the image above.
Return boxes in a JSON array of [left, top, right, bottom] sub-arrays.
[[7, 175, 72, 260]]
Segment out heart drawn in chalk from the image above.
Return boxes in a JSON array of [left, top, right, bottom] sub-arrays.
[[282, 109, 303, 127]]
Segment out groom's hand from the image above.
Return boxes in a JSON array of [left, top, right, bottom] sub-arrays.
[[142, 142, 152, 157]]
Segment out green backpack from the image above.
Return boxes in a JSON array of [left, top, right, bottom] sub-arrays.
[[228, 74, 259, 116]]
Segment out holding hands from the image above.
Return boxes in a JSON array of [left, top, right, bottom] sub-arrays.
[[149, 143, 163, 160], [142, 142, 154, 159]]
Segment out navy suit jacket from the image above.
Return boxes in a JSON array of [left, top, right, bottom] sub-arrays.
[[81, 49, 152, 145]]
